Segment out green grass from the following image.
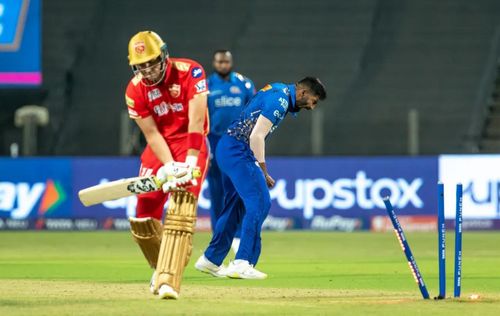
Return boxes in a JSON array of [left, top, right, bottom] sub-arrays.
[[0, 231, 499, 315]]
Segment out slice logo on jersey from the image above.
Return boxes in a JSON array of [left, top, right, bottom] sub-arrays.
[[191, 67, 203, 78], [38, 180, 67, 215], [154, 101, 184, 116], [168, 84, 181, 98], [134, 41, 145, 54], [260, 84, 272, 92], [230, 86, 241, 94], [195, 79, 207, 93], [147, 88, 162, 101], [215, 96, 242, 107]]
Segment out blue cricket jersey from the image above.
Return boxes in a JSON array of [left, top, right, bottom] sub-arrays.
[[207, 72, 255, 136], [227, 83, 297, 144]]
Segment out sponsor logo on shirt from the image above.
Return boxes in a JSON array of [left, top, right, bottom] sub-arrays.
[[192, 67, 203, 78], [168, 84, 181, 98], [282, 87, 290, 95], [125, 95, 135, 107], [279, 97, 288, 110], [153, 101, 184, 116], [209, 90, 223, 96], [128, 109, 139, 117], [172, 61, 190, 71], [260, 84, 272, 92], [147, 89, 162, 101], [134, 41, 145, 54], [195, 79, 207, 93], [230, 86, 241, 94], [273, 110, 284, 120], [215, 96, 242, 107]]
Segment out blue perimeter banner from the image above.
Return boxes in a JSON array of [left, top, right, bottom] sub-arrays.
[[0, 156, 439, 231], [2, 156, 500, 231]]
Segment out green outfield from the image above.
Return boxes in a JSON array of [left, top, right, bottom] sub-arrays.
[[0, 231, 499, 315]]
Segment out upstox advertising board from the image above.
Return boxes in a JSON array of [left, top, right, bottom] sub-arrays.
[[439, 155, 500, 220], [266, 157, 438, 230], [2, 155, 500, 230]]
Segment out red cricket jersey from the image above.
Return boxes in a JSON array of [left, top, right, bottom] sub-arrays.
[[125, 58, 209, 142]]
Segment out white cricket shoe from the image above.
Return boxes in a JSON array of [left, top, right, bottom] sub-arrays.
[[225, 260, 267, 280], [194, 255, 228, 278], [158, 284, 179, 300], [231, 238, 241, 254], [150, 270, 157, 294]]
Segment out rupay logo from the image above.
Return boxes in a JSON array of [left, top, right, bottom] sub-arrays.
[[0, 180, 66, 219]]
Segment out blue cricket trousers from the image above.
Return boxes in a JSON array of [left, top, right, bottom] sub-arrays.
[[204, 134, 271, 266], [207, 134, 241, 238]]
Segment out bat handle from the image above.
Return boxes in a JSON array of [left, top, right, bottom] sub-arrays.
[[192, 168, 201, 179]]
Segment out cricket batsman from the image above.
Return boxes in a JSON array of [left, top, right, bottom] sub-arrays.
[[195, 77, 327, 279], [205, 50, 255, 254], [124, 30, 209, 299]]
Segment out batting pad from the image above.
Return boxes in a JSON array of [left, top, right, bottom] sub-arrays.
[[155, 191, 197, 294], [129, 217, 163, 269]]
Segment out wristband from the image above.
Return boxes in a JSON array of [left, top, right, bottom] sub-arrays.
[[187, 132, 203, 151]]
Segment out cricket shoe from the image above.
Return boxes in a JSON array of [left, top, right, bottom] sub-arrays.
[[225, 260, 267, 280], [150, 270, 157, 294], [194, 255, 228, 278], [158, 284, 179, 300]]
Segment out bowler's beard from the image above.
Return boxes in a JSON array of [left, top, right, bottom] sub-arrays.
[[291, 98, 307, 112], [215, 69, 231, 79]]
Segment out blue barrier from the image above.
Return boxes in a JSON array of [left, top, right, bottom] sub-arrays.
[[1, 156, 500, 230]]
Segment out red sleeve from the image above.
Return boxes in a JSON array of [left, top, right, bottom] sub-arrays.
[[186, 63, 208, 101], [125, 77, 150, 119]]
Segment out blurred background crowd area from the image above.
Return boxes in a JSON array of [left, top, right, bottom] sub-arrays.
[[1, 0, 500, 156]]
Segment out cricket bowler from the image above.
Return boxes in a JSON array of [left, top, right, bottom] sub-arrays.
[[195, 77, 327, 279]]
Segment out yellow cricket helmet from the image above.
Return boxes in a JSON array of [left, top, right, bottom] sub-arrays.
[[128, 31, 168, 66]]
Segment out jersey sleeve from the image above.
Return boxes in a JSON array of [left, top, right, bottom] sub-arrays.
[[260, 92, 288, 125], [186, 63, 209, 101], [245, 78, 256, 100], [125, 78, 150, 119]]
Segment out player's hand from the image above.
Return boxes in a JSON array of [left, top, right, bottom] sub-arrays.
[[257, 161, 275, 188], [161, 177, 198, 192], [160, 162, 201, 192], [156, 161, 190, 183], [264, 173, 275, 188]]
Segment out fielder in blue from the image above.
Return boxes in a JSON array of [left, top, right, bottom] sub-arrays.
[[195, 77, 327, 279], [206, 50, 255, 253]]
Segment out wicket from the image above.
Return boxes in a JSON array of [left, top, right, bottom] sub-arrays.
[[384, 182, 464, 300], [383, 197, 430, 299], [437, 182, 446, 299], [454, 184, 463, 298]]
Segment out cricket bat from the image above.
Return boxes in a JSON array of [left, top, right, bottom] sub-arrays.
[[78, 169, 201, 206]]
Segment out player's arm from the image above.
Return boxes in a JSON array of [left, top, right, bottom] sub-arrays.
[[134, 116, 174, 164], [249, 115, 275, 188], [187, 93, 208, 161]]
